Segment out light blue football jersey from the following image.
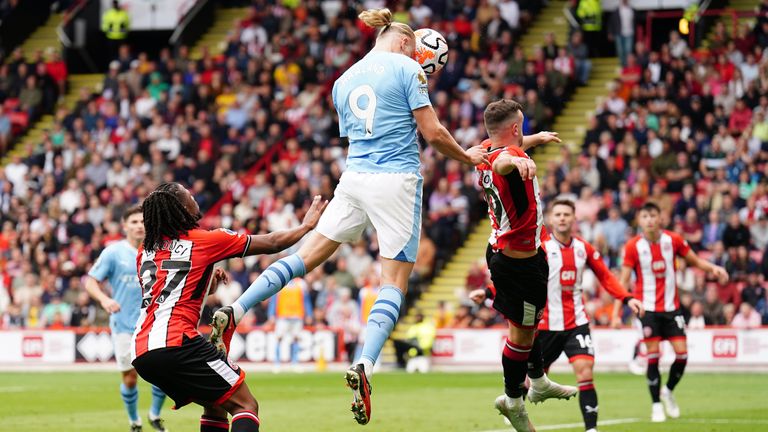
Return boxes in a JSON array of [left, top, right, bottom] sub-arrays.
[[332, 51, 432, 173], [88, 240, 142, 334]]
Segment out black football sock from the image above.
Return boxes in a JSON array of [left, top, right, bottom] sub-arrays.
[[578, 380, 598, 430], [666, 351, 688, 391], [502, 338, 531, 398], [647, 351, 661, 403], [232, 411, 260, 432]]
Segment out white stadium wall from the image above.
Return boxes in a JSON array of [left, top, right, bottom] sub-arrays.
[[430, 328, 768, 372], [0, 328, 767, 372]]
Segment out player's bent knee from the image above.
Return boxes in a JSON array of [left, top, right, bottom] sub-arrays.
[[222, 383, 259, 416], [507, 324, 535, 346], [572, 361, 594, 382], [203, 404, 229, 418], [122, 370, 138, 388], [670, 338, 687, 353], [644, 340, 660, 353], [380, 259, 414, 292]]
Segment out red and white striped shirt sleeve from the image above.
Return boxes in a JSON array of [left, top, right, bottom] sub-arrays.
[[584, 241, 631, 301]]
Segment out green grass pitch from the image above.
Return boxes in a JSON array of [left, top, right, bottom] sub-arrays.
[[1, 371, 766, 431]]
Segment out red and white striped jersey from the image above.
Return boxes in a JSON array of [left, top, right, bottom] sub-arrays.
[[622, 230, 691, 313], [476, 140, 543, 252], [132, 228, 251, 359], [539, 236, 632, 331]]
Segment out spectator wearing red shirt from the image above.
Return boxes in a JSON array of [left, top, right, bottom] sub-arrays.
[[44, 50, 67, 95], [729, 99, 753, 134]]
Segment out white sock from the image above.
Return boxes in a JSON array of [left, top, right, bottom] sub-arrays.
[[232, 303, 246, 323], [361, 358, 375, 377], [148, 411, 160, 421]]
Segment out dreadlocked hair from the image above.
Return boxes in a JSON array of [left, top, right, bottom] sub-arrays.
[[142, 182, 199, 251]]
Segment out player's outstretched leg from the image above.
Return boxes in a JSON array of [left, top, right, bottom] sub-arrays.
[[571, 357, 598, 432], [120, 370, 142, 431], [526, 339, 578, 404], [661, 341, 687, 419], [148, 385, 168, 431], [646, 347, 665, 422], [219, 382, 261, 432], [210, 254, 306, 354], [496, 338, 535, 431], [347, 284, 405, 425]]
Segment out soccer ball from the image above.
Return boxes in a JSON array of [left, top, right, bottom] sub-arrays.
[[414, 28, 448, 75]]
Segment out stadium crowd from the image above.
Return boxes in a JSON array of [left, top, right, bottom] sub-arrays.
[[0, 0, 766, 341], [458, 9, 768, 330], [0, 0, 550, 331]]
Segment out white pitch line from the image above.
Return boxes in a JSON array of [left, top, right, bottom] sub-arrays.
[[480, 417, 641, 432], [0, 386, 29, 393], [674, 419, 768, 425], [479, 417, 768, 432]]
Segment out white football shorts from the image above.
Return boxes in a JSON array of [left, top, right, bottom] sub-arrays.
[[113, 332, 134, 372], [316, 171, 423, 262]]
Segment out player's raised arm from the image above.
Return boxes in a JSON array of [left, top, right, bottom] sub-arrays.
[[521, 131, 562, 152], [683, 249, 729, 283], [243, 195, 328, 256], [585, 243, 643, 317], [413, 105, 488, 166], [492, 151, 537, 179]]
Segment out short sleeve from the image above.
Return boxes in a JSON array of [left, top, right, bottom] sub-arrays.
[[332, 82, 348, 138], [671, 232, 692, 257], [88, 248, 114, 282], [622, 240, 638, 269], [402, 60, 431, 111], [197, 229, 251, 263]]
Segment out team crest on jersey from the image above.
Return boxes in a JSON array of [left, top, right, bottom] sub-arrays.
[[536, 309, 544, 320], [593, 251, 600, 260], [417, 70, 427, 85], [643, 326, 653, 338], [576, 249, 586, 259], [662, 243, 672, 252]]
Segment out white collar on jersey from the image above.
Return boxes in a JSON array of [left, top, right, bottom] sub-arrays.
[[551, 235, 574, 249]]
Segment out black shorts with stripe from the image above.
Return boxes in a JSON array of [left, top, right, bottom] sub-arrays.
[[132, 335, 245, 409], [640, 310, 687, 341], [538, 324, 595, 369], [486, 245, 548, 328]]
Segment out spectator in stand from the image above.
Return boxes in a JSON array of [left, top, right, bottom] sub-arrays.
[[723, 213, 751, 249], [703, 211, 726, 249], [608, 0, 635, 67], [327, 287, 361, 363], [741, 273, 766, 308], [687, 301, 706, 330], [70, 290, 96, 327], [731, 302, 762, 329], [703, 285, 726, 325]]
